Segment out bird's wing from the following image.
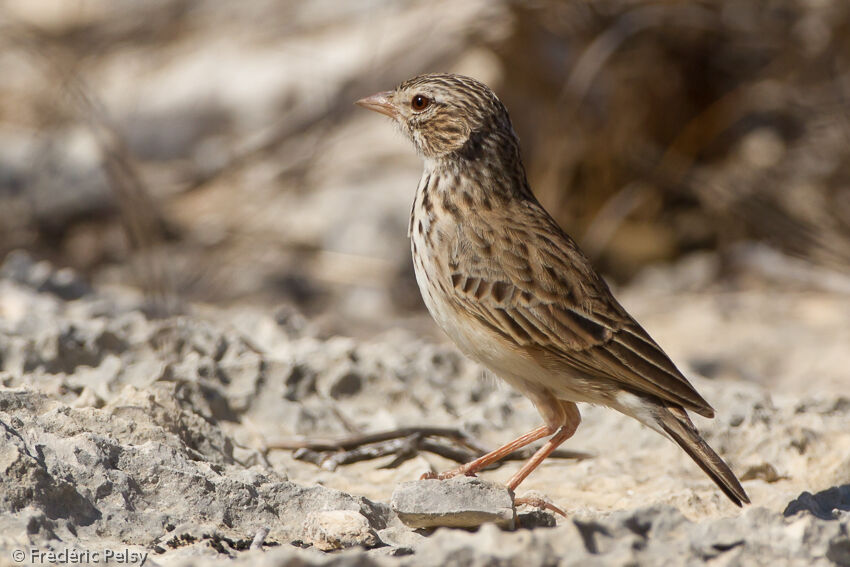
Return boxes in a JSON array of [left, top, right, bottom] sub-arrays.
[[443, 201, 715, 418]]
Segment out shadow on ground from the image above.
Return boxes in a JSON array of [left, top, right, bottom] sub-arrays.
[[784, 485, 850, 521]]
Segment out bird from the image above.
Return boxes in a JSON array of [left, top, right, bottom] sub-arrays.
[[355, 73, 749, 507]]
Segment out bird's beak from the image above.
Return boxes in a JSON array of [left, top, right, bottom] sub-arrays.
[[355, 91, 397, 119]]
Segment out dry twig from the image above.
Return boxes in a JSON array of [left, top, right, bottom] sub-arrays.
[[269, 426, 592, 472]]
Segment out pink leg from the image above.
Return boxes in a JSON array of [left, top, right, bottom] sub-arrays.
[[507, 402, 581, 491], [514, 495, 567, 517], [421, 424, 554, 480]]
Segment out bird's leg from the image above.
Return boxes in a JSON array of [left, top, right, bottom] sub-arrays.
[[420, 424, 554, 480], [508, 402, 580, 490], [508, 410, 579, 519], [507, 423, 576, 490]]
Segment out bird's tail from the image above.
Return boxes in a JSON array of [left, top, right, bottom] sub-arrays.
[[655, 403, 750, 507]]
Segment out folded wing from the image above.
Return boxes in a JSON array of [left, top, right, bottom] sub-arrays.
[[444, 202, 715, 418]]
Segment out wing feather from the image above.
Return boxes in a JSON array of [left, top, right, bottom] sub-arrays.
[[443, 202, 715, 418]]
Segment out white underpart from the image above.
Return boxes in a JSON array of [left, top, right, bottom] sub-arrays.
[[612, 390, 666, 436]]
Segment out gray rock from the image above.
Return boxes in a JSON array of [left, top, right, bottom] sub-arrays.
[[391, 477, 516, 529], [0, 250, 91, 300], [376, 525, 428, 548], [0, 385, 390, 549], [304, 510, 380, 551]]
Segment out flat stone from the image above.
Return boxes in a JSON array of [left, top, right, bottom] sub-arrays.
[[391, 477, 516, 529]]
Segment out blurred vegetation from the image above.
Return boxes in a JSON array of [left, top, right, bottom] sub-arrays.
[[0, 0, 848, 325], [493, 1, 850, 279]]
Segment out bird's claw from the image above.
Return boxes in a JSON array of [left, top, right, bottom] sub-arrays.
[[419, 469, 477, 481], [514, 495, 567, 517]]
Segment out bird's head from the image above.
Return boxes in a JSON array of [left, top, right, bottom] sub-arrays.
[[356, 73, 516, 161]]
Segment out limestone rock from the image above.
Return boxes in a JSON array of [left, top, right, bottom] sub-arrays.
[[391, 477, 516, 529], [304, 510, 380, 551]]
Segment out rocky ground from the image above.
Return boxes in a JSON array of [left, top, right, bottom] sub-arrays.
[[1, 249, 849, 566]]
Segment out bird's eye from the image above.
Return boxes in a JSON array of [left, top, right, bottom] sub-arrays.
[[411, 94, 431, 111]]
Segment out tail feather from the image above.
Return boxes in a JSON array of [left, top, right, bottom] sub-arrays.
[[656, 404, 750, 507]]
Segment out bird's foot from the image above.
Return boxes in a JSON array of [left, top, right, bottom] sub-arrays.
[[514, 495, 567, 517], [419, 468, 477, 481]]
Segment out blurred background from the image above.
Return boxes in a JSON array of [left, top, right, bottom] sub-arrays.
[[1, 0, 849, 338]]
